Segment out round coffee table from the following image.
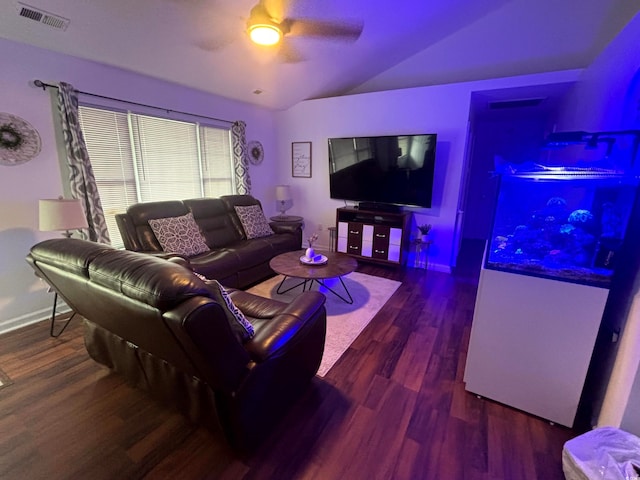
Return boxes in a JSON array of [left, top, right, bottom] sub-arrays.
[[269, 250, 358, 303]]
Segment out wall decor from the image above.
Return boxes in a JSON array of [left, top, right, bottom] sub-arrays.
[[0, 113, 42, 166], [292, 141, 312, 178], [247, 140, 264, 165]]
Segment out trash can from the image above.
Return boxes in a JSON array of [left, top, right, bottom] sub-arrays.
[[562, 427, 640, 480]]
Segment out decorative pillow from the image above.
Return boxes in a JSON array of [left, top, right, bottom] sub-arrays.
[[234, 205, 274, 239], [148, 213, 210, 257], [207, 279, 255, 341]]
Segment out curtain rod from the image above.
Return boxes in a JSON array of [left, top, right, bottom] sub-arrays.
[[33, 79, 234, 125]]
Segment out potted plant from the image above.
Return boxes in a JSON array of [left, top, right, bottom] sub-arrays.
[[418, 224, 432, 243]]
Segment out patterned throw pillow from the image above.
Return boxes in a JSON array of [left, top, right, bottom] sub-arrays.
[[148, 213, 210, 257], [234, 205, 274, 239], [207, 279, 255, 341]]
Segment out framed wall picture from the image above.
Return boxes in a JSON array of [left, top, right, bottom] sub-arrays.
[[292, 141, 312, 178]]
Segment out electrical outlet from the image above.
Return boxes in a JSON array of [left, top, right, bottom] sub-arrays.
[[317, 223, 323, 231]]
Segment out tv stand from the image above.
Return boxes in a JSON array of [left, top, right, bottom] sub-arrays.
[[358, 202, 402, 214], [335, 207, 410, 266]]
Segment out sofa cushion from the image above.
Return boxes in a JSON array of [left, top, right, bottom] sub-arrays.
[[188, 248, 242, 282], [148, 213, 210, 256], [234, 205, 274, 239], [88, 249, 210, 310], [125, 200, 190, 252], [28, 237, 115, 278], [184, 198, 243, 248]]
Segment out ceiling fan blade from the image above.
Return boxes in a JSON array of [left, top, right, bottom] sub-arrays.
[[286, 18, 363, 41], [278, 41, 306, 63], [262, 0, 292, 23], [195, 36, 235, 52]]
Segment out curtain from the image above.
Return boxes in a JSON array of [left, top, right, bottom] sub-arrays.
[[57, 82, 111, 244], [231, 120, 251, 195]]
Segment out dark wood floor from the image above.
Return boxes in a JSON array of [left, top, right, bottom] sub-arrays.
[[0, 242, 575, 479]]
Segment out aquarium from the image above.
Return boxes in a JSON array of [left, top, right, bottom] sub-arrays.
[[486, 173, 638, 287]]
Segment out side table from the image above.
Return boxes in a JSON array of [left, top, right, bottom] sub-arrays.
[[270, 215, 304, 230], [412, 239, 432, 269]]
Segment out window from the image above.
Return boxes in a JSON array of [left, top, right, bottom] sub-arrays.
[[78, 106, 235, 248]]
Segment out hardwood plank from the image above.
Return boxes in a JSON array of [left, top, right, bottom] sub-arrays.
[[391, 329, 437, 392]]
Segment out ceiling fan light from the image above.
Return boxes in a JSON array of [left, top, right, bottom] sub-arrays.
[[248, 23, 282, 46]]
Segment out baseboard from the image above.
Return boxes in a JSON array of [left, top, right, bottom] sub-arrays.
[[0, 305, 71, 336], [429, 263, 452, 274], [409, 262, 451, 274]]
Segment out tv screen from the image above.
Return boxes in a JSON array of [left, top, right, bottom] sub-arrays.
[[328, 134, 437, 208]]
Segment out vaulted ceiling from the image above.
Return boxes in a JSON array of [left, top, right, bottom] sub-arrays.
[[1, 0, 638, 110]]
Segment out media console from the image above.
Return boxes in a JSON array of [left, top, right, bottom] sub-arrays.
[[335, 207, 411, 266]]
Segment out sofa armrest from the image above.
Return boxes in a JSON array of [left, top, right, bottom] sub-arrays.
[[227, 289, 289, 318], [242, 291, 326, 362]]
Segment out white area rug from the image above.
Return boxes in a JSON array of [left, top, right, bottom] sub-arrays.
[[248, 272, 401, 376]]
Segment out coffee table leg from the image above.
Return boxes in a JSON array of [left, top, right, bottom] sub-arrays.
[[276, 275, 353, 304], [315, 276, 354, 304], [276, 275, 307, 295]]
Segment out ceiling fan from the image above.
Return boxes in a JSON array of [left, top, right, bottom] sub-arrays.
[[198, 0, 363, 62], [246, 0, 363, 46]]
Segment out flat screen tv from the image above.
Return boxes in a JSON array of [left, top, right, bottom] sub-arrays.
[[328, 134, 437, 208]]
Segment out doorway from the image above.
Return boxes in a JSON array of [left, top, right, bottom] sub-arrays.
[[454, 83, 574, 279]]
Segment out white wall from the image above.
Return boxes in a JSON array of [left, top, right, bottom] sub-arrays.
[[0, 37, 277, 334], [274, 70, 581, 271], [558, 12, 640, 131]]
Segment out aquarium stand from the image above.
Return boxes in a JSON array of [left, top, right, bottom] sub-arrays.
[[463, 264, 608, 427]]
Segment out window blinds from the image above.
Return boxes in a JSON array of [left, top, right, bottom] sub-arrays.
[[78, 106, 235, 248]]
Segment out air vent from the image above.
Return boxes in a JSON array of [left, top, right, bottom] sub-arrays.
[[17, 3, 69, 31], [489, 98, 545, 109]]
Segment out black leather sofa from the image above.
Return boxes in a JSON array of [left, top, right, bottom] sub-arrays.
[[26, 238, 327, 451], [115, 195, 302, 288]]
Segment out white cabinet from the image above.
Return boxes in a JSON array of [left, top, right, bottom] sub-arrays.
[[464, 266, 609, 427]]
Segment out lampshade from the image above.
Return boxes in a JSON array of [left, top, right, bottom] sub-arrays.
[[275, 185, 293, 217], [39, 197, 88, 237], [275, 185, 292, 201]]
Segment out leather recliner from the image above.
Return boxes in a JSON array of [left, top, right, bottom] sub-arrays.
[[26, 238, 327, 452]]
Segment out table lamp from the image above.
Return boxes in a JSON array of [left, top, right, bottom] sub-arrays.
[[275, 185, 293, 219], [39, 197, 88, 238], [37, 196, 88, 337]]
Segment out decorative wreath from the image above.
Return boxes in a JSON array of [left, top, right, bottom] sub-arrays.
[[0, 113, 41, 166], [247, 140, 264, 165], [0, 123, 23, 150]]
